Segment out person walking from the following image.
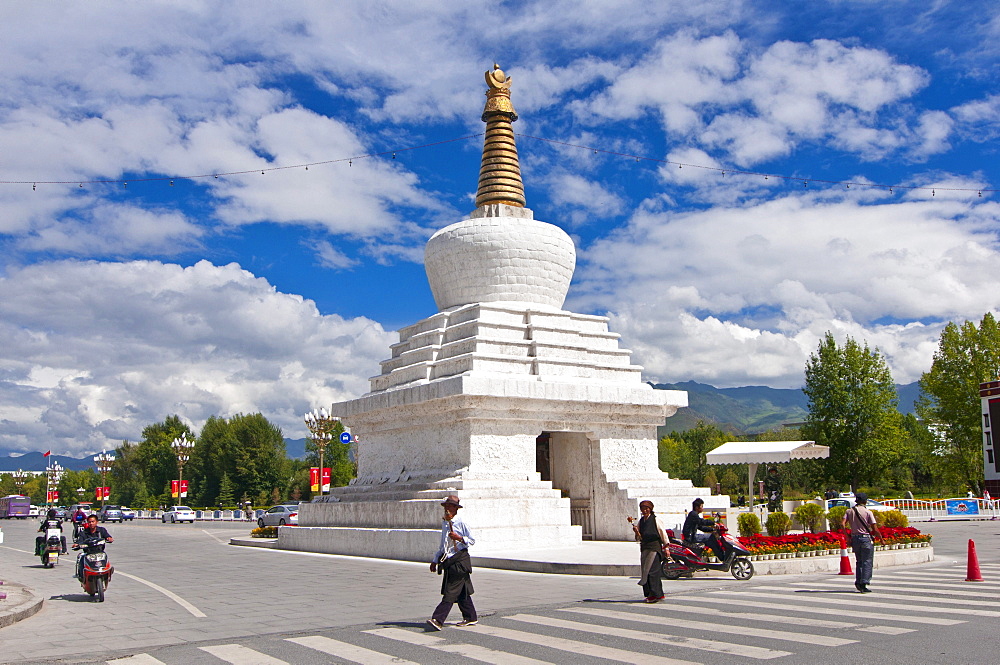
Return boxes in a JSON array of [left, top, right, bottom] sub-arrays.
[[629, 500, 668, 603], [841, 492, 882, 592], [427, 495, 477, 630]]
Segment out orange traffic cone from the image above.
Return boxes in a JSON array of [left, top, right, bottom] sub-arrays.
[[838, 532, 853, 575], [966, 539, 983, 582]]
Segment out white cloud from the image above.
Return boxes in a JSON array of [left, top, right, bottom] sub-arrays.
[[571, 192, 1000, 388], [0, 259, 394, 455]]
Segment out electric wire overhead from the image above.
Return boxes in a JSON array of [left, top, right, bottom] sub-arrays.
[[2, 132, 994, 197]]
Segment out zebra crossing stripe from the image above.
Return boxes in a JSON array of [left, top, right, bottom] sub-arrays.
[[198, 644, 288, 665], [645, 599, 911, 634], [470, 624, 700, 665], [106, 655, 167, 665], [694, 593, 964, 625], [559, 607, 855, 647], [507, 613, 791, 659], [881, 572, 1000, 587], [286, 636, 419, 664], [365, 627, 556, 665], [732, 590, 1000, 617], [791, 581, 1000, 598]]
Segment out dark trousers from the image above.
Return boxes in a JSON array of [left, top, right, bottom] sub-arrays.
[[641, 570, 663, 599], [852, 533, 874, 585], [35, 535, 67, 555], [432, 586, 476, 624]]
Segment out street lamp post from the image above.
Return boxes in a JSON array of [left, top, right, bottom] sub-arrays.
[[12, 468, 29, 495], [93, 450, 115, 508], [46, 462, 64, 507], [171, 434, 195, 502], [304, 408, 335, 497]]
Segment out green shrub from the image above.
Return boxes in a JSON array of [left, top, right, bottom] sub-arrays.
[[737, 512, 762, 538], [794, 503, 825, 533], [765, 511, 791, 536], [874, 509, 909, 528], [826, 506, 848, 531]]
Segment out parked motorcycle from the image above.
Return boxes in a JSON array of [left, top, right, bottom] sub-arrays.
[[73, 534, 114, 602], [39, 526, 63, 568], [661, 516, 755, 581]]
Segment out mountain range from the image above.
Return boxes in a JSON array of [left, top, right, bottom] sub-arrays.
[[653, 380, 920, 438], [0, 382, 922, 470]]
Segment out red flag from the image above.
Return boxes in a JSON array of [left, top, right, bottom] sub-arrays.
[[43, 450, 51, 457]]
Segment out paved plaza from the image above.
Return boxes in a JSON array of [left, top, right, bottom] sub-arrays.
[[0, 519, 996, 664]]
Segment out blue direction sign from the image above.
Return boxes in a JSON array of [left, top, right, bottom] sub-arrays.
[[340, 431, 353, 444]]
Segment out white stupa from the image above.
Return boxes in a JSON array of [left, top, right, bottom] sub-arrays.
[[285, 65, 720, 561]]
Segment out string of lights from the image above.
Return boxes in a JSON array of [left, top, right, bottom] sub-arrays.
[[2, 131, 994, 197]]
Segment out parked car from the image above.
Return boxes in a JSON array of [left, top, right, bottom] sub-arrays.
[[162, 506, 196, 523], [258, 504, 299, 528], [824, 493, 892, 513], [28, 505, 42, 518], [51, 506, 68, 520], [98, 505, 123, 523], [119, 506, 136, 521]]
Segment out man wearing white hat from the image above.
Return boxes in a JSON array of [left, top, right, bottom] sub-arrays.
[[427, 495, 477, 630]]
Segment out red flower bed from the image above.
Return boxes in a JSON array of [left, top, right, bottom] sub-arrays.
[[737, 527, 930, 554]]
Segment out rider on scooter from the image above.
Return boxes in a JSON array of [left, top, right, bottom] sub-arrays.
[[35, 508, 68, 556], [682, 498, 725, 561], [73, 514, 113, 579]]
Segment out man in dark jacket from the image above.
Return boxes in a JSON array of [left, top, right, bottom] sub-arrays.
[[683, 498, 724, 560], [74, 514, 113, 579]]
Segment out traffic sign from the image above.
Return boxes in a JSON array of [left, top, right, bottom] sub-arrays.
[[340, 431, 353, 444]]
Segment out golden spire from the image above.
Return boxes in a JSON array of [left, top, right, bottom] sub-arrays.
[[475, 64, 525, 208]]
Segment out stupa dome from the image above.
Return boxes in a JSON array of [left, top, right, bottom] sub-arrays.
[[425, 205, 576, 310]]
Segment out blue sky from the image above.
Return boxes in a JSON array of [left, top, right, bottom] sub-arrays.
[[1, 1, 998, 456]]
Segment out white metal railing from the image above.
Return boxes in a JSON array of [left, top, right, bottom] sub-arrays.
[[570, 499, 594, 540], [880, 497, 1000, 521], [134, 509, 261, 521]]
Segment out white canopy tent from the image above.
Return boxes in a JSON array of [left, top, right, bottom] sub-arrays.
[[705, 441, 830, 508]]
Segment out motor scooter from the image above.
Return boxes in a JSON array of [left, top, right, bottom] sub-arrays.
[[73, 534, 114, 602], [661, 515, 755, 581], [40, 526, 63, 568]]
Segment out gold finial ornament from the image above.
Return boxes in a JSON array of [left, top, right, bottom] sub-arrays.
[[476, 64, 525, 208]]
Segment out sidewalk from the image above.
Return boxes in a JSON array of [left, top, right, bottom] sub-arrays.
[[230, 536, 934, 576], [0, 580, 43, 629]]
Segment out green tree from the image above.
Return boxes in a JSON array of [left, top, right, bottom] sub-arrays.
[[657, 421, 728, 485], [916, 313, 1000, 495], [111, 440, 147, 507], [216, 473, 235, 507], [802, 332, 905, 492], [136, 415, 194, 500]]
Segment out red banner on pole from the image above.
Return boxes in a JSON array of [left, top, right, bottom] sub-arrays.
[[171, 480, 179, 498], [180, 479, 188, 498], [47, 490, 59, 503], [309, 467, 319, 492], [95, 487, 104, 501], [321, 467, 331, 493]]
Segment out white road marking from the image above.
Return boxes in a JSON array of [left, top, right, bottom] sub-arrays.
[[791, 580, 1000, 598], [199, 644, 287, 664], [471, 623, 701, 665], [106, 655, 167, 664], [367, 627, 555, 664], [0, 545, 33, 554], [115, 571, 206, 617], [508, 613, 791, 659], [646, 600, 859, 629], [286, 635, 419, 664], [560, 607, 856, 647], [730, 590, 1000, 617], [201, 529, 227, 544], [690, 593, 964, 625]]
